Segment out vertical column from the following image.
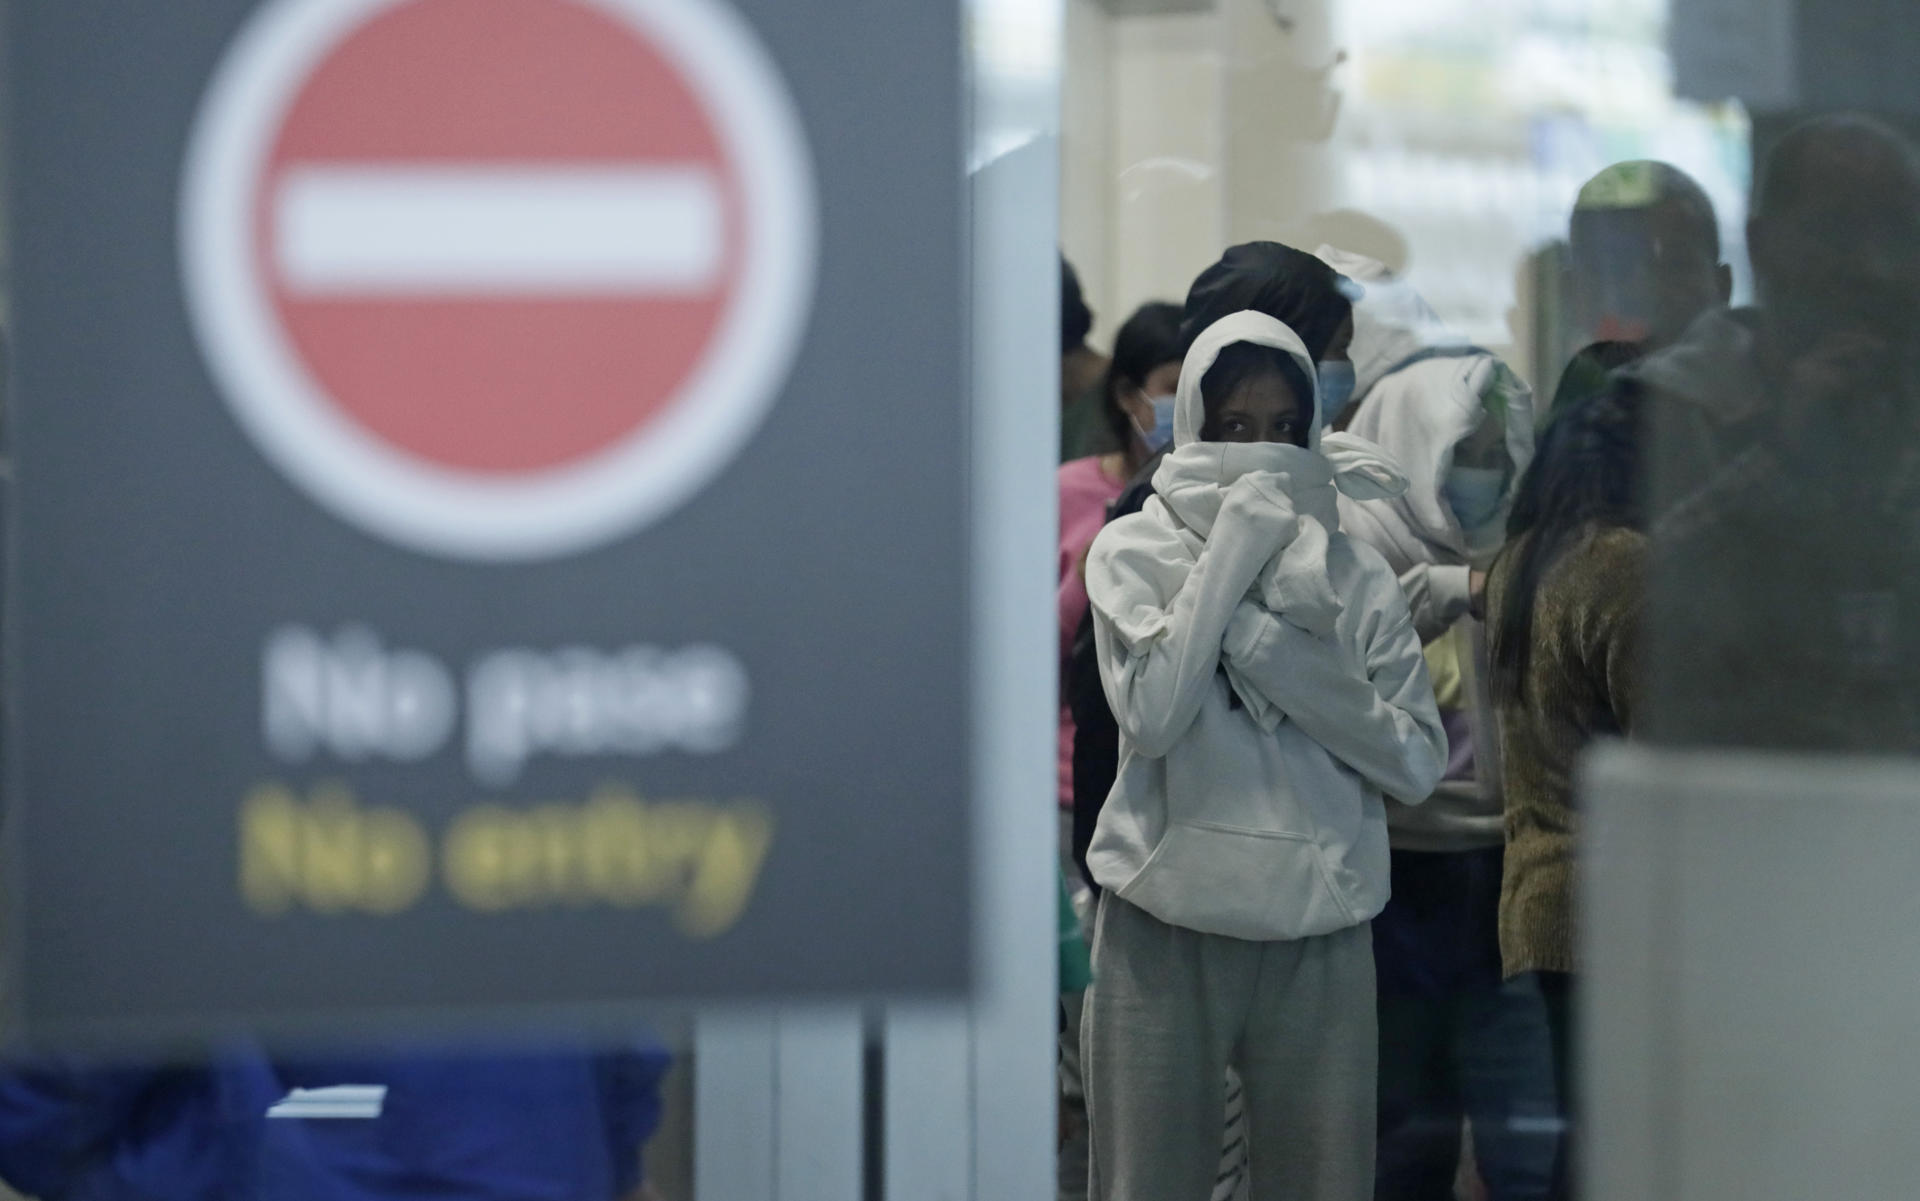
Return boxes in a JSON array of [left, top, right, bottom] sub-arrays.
[[694, 1012, 777, 1201], [1109, 9, 1227, 315], [958, 0, 1065, 1195], [1062, 0, 1116, 341], [774, 1008, 865, 1201], [884, 1005, 975, 1201], [1219, 0, 1339, 245], [966, 137, 1062, 1201]]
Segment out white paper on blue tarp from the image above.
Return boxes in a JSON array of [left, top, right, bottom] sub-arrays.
[[265, 1085, 387, 1120]]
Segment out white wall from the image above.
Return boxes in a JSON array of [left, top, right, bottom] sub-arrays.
[[1061, 0, 1116, 343], [1062, 0, 1345, 346], [1219, 0, 1338, 246], [1063, 0, 1747, 393], [1106, 11, 1225, 335], [1062, 3, 1226, 347]]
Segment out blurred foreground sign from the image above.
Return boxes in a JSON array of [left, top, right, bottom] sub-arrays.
[[183, 0, 818, 559], [1671, 0, 1920, 115], [8, 0, 968, 1042]]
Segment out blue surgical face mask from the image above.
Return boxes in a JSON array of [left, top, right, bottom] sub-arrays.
[[1136, 394, 1177, 452], [1443, 465, 1508, 546], [1316, 360, 1357, 427]]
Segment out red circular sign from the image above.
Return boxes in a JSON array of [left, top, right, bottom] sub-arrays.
[[262, 0, 740, 474], [183, 0, 816, 559]]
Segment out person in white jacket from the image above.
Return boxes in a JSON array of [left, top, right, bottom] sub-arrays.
[[1082, 310, 1447, 1201], [1315, 246, 1536, 643], [1312, 247, 1556, 1201]]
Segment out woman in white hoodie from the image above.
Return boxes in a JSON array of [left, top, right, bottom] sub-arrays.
[[1082, 310, 1447, 1201]]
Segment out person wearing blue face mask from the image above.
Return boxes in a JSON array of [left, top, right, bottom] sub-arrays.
[[1105, 302, 1188, 458], [1440, 467, 1507, 544], [1318, 358, 1360, 427], [1316, 246, 1560, 1201], [1442, 419, 1516, 563]]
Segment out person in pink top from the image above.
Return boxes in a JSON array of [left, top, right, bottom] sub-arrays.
[[1058, 302, 1185, 834]]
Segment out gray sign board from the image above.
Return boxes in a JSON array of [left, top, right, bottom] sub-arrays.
[[6, 0, 969, 1043]]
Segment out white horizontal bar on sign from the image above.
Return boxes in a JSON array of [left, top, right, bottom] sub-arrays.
[[274, 164, 725, 296]]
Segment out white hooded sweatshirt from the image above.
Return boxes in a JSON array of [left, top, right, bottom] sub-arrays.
[[1317, 247, 1536, 853], [1084, 311, 1447, 942], [1317, 246, 1537, 637]]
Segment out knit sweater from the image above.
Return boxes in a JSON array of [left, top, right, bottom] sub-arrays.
[[1487, 524, 1645, 977]]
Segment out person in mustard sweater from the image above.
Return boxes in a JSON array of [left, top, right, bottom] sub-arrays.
[[1486, 389, 1648, 1198]]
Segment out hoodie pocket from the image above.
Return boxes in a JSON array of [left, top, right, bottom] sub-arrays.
[[1118, 820, 1359, 942]]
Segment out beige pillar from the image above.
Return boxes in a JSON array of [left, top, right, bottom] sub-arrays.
[[1219, 0, 1340, 247]]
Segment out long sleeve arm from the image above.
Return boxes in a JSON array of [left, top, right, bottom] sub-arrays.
[[1399, 562, 1473, 644], [1602, 605, 1640, 737], [1576, 531, 1647, 737], [1090, 480, 1289, 760], [1221, 600, 1447, 804]]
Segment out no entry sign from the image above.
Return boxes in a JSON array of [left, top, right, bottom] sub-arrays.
[[182, 0, 816, 559], [9, 0, 966, 1041]]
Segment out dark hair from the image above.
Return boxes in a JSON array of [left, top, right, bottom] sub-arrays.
[[1489, 389, 1645, 703], [1181, 242, 1353, 363], [1100, 301, 1184, 454], [1546, 339, 1644, 422], [1061, 256, 1094, 353], [1198, 343, 1313, 439]]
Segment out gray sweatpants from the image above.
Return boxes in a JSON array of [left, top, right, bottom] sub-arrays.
[[1084, 893, 1377, 1201]]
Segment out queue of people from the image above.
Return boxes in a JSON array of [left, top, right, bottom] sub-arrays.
[[0, 109, 1908, 1201], [1055, 112, 1920, 1201]]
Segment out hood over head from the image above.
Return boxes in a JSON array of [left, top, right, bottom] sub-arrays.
[[1314, 248, 1536, 570], [1153, 312, 1408, 540], [1170, 309, 1325, 451], [1095, 312, 1408, 648]]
